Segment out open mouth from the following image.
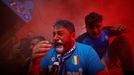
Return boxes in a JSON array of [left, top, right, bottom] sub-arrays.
[[54, 39, 63, 46], [54, 40, 64, 53]]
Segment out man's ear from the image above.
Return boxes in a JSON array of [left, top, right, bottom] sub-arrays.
[[71, 32, 75, 40]]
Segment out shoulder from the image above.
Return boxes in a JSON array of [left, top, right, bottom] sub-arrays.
[[76, 42, 92, 48], [40, 47, 56, 69], [76, 33, 88, 42], [75, 42, 96, 54], [40, 47, 56, 63], [43, 47, 55, 58], [100, 29, 109, 40], [102, 29, 109, 34]]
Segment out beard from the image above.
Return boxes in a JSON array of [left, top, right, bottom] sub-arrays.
[[54, 39, 64, 54], [56, 45, 64, 54]]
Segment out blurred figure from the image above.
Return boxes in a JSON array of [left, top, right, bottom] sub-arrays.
[[76, 12, 132, 75], [10, 35, 45, 75], [107, 35, 133, 75], [76, 12, 127, 59], [19, 31, 34, 64], [20, 35, 46, 75], [30, 36, 46, 58], [0, 35, 24, 75]]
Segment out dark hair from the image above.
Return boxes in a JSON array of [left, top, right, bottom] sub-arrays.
[[31, 36, 46, 41], [53, 20, 75, 32], [85, 12, 103, 28]]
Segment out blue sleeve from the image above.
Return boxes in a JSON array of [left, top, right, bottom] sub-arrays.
[[40, 48, 54, 69], [40, 54, 50, 69], [86, 46, 105, 75], [103, 29, 109, 36], [40, 55, 49, 69]]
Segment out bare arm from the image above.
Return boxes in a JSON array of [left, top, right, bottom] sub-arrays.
[[27, 40, 52, 75]]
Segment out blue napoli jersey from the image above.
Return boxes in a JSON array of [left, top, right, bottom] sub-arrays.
[[81, 30, 109, 59], [40, 42, 105, 75]]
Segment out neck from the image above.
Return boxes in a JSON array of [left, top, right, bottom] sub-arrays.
[[87, 33, 100, 40], [62, 41, 75, 55]]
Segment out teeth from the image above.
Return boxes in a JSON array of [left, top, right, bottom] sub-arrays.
[[58, 39, 62, 43], [56, 45, 64, 53], [53, 39, 63, 46]]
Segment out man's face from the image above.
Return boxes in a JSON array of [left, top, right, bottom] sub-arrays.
[[86, 22, 102, 39], [53, 26, 75, 54]]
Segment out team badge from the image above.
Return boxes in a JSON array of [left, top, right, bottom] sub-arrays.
[[51, 57, 55, 62], [72, 55, 79, 65]]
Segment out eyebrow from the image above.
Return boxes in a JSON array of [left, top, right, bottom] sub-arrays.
[[53, 30, 64, 34]]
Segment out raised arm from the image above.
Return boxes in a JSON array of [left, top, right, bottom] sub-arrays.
[[103, 24, 127, 37], [28, 40, 51, 75]]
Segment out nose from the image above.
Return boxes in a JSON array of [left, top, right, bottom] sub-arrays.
[[53, 34, 60, 41]]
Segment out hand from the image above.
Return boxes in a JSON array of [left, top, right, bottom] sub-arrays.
[[32, 40, 52, 63], [111, 24, 127, 32]]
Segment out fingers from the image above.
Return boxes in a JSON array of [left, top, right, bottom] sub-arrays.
[[35, 48, 50, 53], [32, 40, 52, 60], [33, 40, 52, 51], [112, 24, 127, 32], [33, 52, 47, 59], [116, 24, 125, 31]]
